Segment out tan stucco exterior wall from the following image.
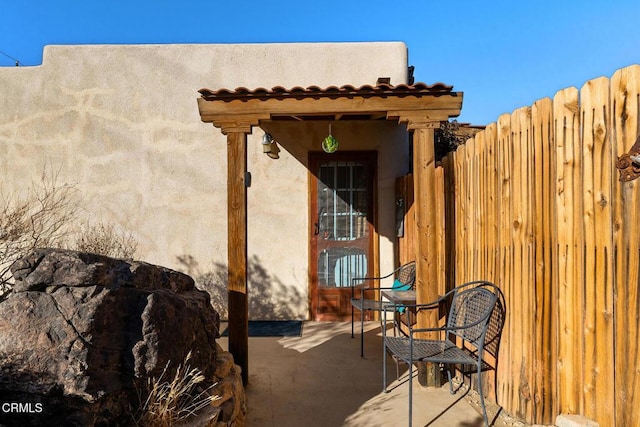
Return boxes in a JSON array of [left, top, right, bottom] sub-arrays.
[[0, 42, 410, 319]]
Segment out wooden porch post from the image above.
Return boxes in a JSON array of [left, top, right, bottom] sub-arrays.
[[201, 114, 267, 387], [411, 122, 442, 387], [226, 129, 249, 386]]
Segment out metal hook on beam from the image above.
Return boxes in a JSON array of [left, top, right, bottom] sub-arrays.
[[616, 134, 640, 182]]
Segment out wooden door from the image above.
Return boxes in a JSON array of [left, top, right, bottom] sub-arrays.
[[309, 151, 376, 320]]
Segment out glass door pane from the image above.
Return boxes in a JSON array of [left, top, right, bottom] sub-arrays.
[[316, 161, 369, 287]]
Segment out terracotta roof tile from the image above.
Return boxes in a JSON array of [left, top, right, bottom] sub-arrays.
[[198, 82, 454, 102]]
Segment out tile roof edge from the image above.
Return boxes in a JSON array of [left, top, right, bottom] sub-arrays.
[[198, 82, 455, 101]]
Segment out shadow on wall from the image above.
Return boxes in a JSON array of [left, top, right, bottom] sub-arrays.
[[176, 254, 305, 321]]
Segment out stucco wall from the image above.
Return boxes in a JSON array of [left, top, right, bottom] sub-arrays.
[[0, 42, 410, 319]]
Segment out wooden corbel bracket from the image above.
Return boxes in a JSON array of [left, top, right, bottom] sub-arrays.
[[616, 133, 640, 182]]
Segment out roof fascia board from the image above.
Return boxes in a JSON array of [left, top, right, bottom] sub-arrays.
[[197, 94, 463, 124]]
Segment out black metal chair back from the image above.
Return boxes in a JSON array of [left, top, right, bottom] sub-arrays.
[[447, 284, 497, 348], [395, 261, 416, 289]]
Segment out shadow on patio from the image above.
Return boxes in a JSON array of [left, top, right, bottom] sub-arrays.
[[217, 321, 507, 427]]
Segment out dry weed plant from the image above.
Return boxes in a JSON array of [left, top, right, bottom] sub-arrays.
[[435, 119, 465, 160], [0, 169, 80, 298], [135, 352, 220, 427], [72, 221, 138, 259], [0, 166, 139, 300]]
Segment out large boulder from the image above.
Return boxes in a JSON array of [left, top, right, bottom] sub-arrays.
[[0, 248, 221, 426]]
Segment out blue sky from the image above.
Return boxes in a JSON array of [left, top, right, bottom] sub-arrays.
[[1, 0, 639, 125]]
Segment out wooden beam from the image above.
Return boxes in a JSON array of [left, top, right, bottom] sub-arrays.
[[198, 94, 462, 123], [388, 112, 450, 128], [411, 124, 441, 387], [227, 130, 249, 386], [209, 114, 268, 135]]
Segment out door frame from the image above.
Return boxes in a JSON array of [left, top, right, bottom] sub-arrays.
[[307, 150, 379, 320]]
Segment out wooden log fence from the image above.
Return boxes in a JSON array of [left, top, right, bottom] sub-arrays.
[[395, 64, 640, 426]]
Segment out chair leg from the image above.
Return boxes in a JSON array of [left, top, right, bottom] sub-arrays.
[[351, 304, 355, 338], [351, 305, 355, 338], [408, 361, 413, 427], [477, 363, 489, 426], [382, 328, 388, 392], [360, 310, 365, 357]]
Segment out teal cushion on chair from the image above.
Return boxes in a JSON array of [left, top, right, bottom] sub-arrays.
[[392, 279, 411, 291], [390, 279, 410, 312]]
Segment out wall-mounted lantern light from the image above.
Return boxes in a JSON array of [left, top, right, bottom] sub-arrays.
[[261, 132, 280, 159]]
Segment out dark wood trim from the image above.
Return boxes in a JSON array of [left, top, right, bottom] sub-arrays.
[[308, 151, 378, 320]]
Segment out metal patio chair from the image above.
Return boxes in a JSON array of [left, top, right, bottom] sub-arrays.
[[350, 261, 416, 357], [383, 280, 505, 427]]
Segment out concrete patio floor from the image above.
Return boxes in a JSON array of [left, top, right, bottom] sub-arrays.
[[217, 321, 527, 427]]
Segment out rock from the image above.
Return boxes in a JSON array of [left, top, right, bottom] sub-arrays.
[[10, 248, 194, 293], [0, 248, 221, 426], [211, 344, 246, 427]]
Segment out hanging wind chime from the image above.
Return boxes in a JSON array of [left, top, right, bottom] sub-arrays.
[[322, 122, 338, 153]]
